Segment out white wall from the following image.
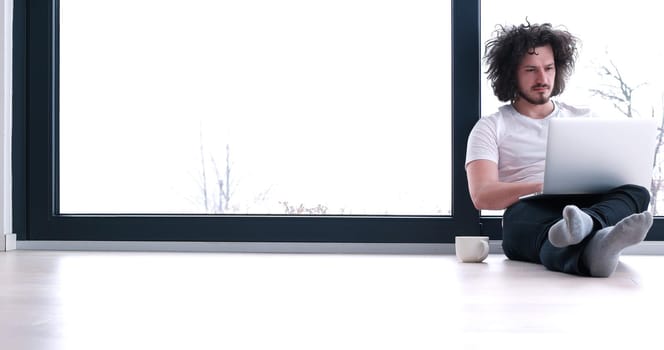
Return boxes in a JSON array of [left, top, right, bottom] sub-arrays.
[[1, 0, 15, 251]]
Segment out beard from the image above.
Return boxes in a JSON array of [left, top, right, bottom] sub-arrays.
[[517, 85, 551, 105]]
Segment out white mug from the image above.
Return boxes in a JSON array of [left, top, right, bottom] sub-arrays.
[[455, 236, 490, 263]]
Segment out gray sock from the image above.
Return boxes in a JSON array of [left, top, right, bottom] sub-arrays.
[[584, 211, 653, 277], [548, 205, 594, 248]]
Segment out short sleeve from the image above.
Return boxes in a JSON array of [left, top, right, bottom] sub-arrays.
[[465, 117, 499, 168]]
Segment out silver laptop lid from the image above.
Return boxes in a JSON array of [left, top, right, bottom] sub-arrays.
[[542, 117, 657, 195]]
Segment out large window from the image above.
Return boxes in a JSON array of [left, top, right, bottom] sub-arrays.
[[14, 0, 480, 242], [16, 1, 664, 243], [59, 0, 452, 216]]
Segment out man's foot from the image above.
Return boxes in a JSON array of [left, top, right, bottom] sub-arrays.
[[548, 205, 594, 248], [584, 211, 653, 277]]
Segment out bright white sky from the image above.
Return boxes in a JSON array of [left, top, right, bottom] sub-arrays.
[[481, 0, 664, 117], [59, 0, 663, 215], [59, 0, 451, 214]]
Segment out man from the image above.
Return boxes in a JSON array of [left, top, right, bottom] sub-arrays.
[[465, 21, 652, 277]]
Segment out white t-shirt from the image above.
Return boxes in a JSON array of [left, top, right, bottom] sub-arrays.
[[465, 101, 592, 184]]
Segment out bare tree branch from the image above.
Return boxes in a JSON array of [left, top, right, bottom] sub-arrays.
[[199, 123, 209, 212], [209, 145, 232, 213], [591, 58, 647, 118], [591, 57, 661, 212]]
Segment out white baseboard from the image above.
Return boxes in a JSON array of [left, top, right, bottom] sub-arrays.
[[13, 240, 664, 255], [17, 241, 457, 254], [1, 233, 16, 251], [621, 241, 664, 255]]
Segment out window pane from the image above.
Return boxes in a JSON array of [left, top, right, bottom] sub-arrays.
[[481, 1, 664, 215], [59, 0, 452, 215]]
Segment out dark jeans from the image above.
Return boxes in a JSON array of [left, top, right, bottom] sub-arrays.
[[501, 184, 650, 276]]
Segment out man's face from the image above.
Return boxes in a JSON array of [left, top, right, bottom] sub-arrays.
[[516, 44, 556, 105]]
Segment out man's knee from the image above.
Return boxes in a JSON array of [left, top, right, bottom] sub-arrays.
[[613, 184, 650, 211]]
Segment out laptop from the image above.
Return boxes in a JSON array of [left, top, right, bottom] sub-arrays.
[[519, 117, 658, 199]]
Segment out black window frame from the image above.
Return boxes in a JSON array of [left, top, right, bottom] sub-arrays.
[[13, 0, 662, 243]]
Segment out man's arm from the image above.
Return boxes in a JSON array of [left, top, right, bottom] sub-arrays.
[[466, 159, 543, 210]]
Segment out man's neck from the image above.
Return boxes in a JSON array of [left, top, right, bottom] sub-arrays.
[[512, 99, 555, 119]]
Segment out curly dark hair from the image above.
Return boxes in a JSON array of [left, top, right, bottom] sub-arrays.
[[484, 21, 579, 102]]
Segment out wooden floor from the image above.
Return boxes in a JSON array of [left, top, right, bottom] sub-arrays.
[[1, 250, 663, 350]]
